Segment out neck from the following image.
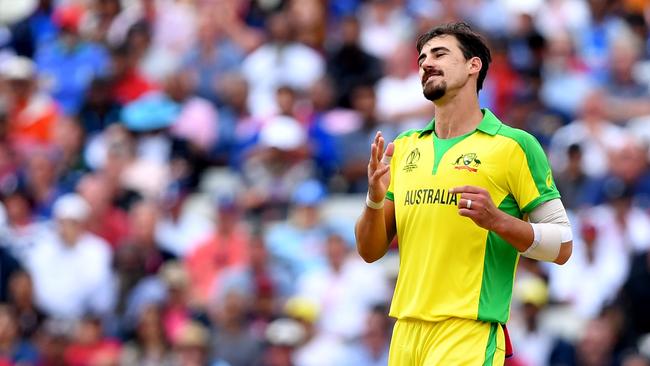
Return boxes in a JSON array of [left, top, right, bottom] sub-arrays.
[[433, 89, 483, 138]]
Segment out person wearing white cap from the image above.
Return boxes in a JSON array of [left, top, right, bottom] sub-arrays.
[[24, 193, 115, 319], [0, 55, 59, 148]]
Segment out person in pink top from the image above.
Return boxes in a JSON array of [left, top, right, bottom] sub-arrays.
[[184, 196, 249, 307]]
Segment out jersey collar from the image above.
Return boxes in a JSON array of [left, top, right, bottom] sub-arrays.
[[418, 108, 502, 138]]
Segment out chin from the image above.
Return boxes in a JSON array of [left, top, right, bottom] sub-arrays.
[[424, 86, 446, 101]]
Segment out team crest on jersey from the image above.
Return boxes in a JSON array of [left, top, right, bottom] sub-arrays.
[[403, 148, 420, 172], [453, 153, 481, 172]]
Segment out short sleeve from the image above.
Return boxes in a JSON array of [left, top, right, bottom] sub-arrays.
[[505, 130, 561, 212]]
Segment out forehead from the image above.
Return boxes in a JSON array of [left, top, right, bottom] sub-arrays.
[[420, 35, 462, 53]]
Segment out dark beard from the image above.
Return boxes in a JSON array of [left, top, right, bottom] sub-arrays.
[[423, 81, 447, 101]]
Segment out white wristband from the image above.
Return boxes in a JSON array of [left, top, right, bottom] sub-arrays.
[[366, 193, 384, 209]]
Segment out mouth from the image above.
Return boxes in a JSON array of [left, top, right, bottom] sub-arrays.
[[423, 71, 443, 84]]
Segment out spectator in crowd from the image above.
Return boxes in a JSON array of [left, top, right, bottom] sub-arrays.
[[296, 232, 389, 340], [184, 196, 249, 307], [0, 245, 21, 302], [0, 187, 43, 263], [240, 115, 314, 215], [122, 200, 174, 276], [332, 84, 396, 193], [26, 193, 114, 319], [326, 15, 383, 108], [263, 317, 306, 366], [120, 303, 174, 366], [52, 117, 88, 192], [79, 0, 122, 44], [548, 216, 629, 319], [209, 287, 262, 366], [549, 89, 627, 179], [108, 44, 156, 105], [343, 304, 392, 366], [7, 270, 45, 340], [554, 144, 591, 210], [375, 41, 434, 129], [63, 315, 121, 366], [76, 173, 129, 250], [77, 77, 122, 136], [0, 1, 649, 364], [284, 296, 347, 366], [20, 148, 63, 219], [0, 304, 39, 365], [155, 190, 213, 258], [584, 137, 650, 208], [357, 0, 414, 59], [172, 321, 231, 366], [540, 30, 594, 118], [182, 8, 246, 104], [508, 276, 554, 366], [1, 55, 59, 149], [619, 247, 650, 344], [241, 11, 325, 117], [35, 3, 109, 115], [265, 180, 329, 276], [33, 318, 72, 366]]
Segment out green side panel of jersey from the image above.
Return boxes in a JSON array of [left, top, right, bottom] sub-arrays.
[[477, 194, 521, 323]]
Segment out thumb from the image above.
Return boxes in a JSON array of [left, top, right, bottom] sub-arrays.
[[381, 142, 394, 165]]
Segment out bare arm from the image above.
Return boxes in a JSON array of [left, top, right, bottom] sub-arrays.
[[355, 199, 397, 262], [354, 132, 397, 263]]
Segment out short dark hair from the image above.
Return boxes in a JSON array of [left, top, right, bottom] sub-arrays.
[[416, 22, 492, 92]]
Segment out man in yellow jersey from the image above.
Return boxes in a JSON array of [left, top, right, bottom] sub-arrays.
[[355, 22, 573, 365]]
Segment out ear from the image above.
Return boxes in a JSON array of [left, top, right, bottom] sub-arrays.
[[468, 57, 482, 76]]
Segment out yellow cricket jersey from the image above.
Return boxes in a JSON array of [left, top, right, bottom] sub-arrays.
[[386, 108, 560, 324]]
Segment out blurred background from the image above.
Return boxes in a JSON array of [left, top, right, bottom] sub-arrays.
[[0, 0, 649, 365]]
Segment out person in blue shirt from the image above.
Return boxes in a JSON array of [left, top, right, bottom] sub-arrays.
[[35, 5, 109, 115]]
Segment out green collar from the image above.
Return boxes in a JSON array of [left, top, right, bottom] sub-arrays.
[[419, 108, 502, 138]]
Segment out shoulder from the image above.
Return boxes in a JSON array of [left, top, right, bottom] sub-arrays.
[[393, 128, 424, 144], [495, 124, 546, 156]]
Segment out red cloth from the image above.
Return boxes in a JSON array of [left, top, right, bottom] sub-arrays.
[[112, 70, 157, 104], [184, 226, 250, 306], [503, 324, 513, 358], [64, 340, 121, 366], [88, 208, 130, 249]]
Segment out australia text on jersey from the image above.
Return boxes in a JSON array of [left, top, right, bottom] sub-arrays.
[[404, 188, 458, 206]]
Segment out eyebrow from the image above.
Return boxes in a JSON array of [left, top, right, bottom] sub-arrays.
[[418, 46, 451, 64]]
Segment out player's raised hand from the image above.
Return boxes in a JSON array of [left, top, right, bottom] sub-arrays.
[[451, 185, 505, 231], [368, 131, 394, 203]]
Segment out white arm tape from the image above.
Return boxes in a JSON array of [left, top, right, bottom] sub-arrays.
[[521, 199, 572, 261], [366, 192, 384, 210]]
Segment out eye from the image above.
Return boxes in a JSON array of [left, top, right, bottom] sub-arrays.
[[435, 52, 445, 58]]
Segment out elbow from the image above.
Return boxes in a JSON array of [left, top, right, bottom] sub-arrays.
[[553, 241, 573, 265], [356, 247, 381, 263]]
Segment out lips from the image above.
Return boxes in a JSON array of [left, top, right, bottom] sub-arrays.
[[422, 71, 443, 84]]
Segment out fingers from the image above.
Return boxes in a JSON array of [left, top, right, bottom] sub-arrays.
[[458, 208, 476, 218], [381, 142, 394, 165], [451, 185, 486, 195], [369, 131, 390, 170], [376, 134, 385, 162], [372, 164, 390, 180], [369, 142, 377, 169]]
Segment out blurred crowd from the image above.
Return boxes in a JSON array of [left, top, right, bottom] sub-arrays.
[[0, 0, 649, 365]]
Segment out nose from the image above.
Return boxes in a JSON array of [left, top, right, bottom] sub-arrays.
[[420, 54, 435, 70]]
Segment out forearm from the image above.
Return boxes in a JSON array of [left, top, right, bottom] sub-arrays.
[[493, 200, 573, 265], [491, 212, 534, 252], [355, 201, 394, 263]]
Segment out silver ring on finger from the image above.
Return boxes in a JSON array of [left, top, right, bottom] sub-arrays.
[[466, 199, 472, 209]]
